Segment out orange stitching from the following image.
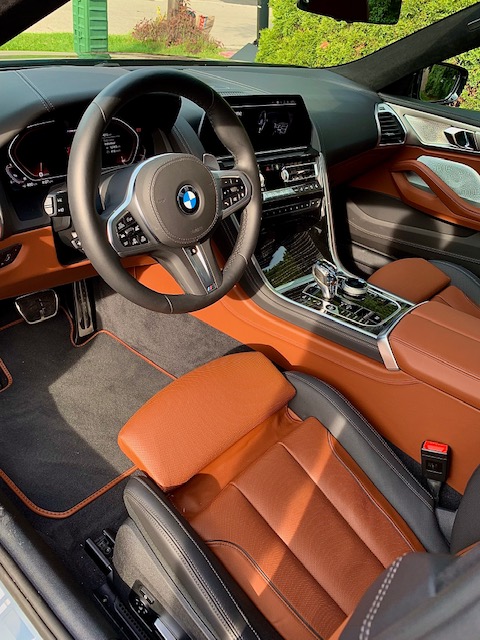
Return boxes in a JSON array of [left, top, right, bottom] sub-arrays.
[[0, 319, 22, 394], [0, 318, 24, 332], [0, 358, 13, 394], [61, 307, 177, 380], [0, 306, 172, 517], [0, 465, 137, 519]]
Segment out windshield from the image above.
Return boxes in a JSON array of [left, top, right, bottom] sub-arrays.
[[0, 0, 478, 78]]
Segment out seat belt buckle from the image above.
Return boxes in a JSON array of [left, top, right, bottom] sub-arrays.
[[421, 440, 450, 483]]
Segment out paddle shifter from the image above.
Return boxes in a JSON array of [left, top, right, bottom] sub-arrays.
[[312, 260, 338, 300]]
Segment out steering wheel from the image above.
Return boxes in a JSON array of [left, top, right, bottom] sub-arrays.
[[67, 68, 262, 313]]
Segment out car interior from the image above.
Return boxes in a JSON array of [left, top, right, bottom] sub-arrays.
[[1, 1, 480, 638]]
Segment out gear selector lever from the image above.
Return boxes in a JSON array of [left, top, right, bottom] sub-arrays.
[[312, 260, 338, 300]]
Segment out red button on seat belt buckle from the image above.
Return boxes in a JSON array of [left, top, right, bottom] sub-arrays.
[[421, 440, 450, 482]]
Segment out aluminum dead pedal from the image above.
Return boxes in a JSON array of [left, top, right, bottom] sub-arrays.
[[72, 279, 95, 341], [15, 290, 58, 324]]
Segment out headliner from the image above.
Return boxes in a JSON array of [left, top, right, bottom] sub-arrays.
[[0, 0, 68, 46]]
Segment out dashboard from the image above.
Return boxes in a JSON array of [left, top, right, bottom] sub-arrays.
[[0, 63, 385, 312]]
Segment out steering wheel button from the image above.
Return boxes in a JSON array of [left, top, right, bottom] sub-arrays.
[[140, 235, 148, 244], [124, 213, 134, 225]]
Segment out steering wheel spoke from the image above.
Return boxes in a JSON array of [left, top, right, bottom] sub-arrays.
[[213, 169, 253, 219], [152, 238, 223, 296]]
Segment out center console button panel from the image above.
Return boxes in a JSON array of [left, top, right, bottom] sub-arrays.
[[299, 280, 401, 330]]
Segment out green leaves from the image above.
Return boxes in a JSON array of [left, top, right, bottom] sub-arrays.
[[258, 0, 478, 94]]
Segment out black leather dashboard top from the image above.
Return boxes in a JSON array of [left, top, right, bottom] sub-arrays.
[[0, 63, 381, 165]]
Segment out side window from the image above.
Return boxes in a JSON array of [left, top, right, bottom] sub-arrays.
[[451, 47, 480, 110]]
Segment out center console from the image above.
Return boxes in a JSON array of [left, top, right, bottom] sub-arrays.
[[201, 94, 414, 368]]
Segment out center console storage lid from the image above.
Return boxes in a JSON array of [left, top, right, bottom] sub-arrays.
[[390, 301, 480, 410], [368, 258, 450, 304]]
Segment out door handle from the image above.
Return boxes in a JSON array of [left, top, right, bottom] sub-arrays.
[[444, 126, 478, 151]]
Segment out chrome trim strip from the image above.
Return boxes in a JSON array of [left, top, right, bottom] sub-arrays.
[[215, 146, 310, 162], [182, 244, 219, 293], [376, 301, 428, 370], [276, 274, 313, 295], [377, 332, 400, 371]]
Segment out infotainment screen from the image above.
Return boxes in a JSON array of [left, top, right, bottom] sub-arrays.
[[201, 96, 311, 156]]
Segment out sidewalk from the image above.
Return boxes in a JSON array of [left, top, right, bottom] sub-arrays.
[[27, 0, 258, 51]]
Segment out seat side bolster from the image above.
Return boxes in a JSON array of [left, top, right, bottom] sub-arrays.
[[285, 372, 448, 553], [451, 465, 480, 554], [338, 552, 452, 640], [122, 475, 283, 640]]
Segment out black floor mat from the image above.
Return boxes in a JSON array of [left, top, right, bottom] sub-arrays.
[[95, 281, 248, 377], [0, 312, 172, 512]]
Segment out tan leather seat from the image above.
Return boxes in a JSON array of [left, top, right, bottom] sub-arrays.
[[368, 258, 480, 318], [115, 351, 448, 640]]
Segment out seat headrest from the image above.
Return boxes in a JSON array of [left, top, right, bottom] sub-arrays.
[[118, 352, 295, 491]]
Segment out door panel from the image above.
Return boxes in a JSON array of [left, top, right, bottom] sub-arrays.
[[344, 188, 480, 277], [341, 116, 480, 276]]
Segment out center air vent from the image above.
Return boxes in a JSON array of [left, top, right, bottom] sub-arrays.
[[376, 104, 406, 146]]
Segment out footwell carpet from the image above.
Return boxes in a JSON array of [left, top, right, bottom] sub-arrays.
[[0, 312, 172, 514]]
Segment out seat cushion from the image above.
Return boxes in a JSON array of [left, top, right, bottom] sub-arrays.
[[171, 409, 422, 640]]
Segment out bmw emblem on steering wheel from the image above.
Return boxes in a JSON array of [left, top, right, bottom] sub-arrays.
[[177, 185, 199, 215]]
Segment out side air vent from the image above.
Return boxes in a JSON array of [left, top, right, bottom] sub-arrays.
[[376, 104, 406, 146]]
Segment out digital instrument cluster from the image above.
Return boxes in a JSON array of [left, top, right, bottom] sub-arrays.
[[5, 117, 141, 189]]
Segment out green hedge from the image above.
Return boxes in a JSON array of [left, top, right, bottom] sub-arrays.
[[257, 0, 480, 111]]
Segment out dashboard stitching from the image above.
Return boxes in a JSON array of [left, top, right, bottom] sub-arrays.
[[172, 124, 190, 154], [15, 70, 54, 112], [93, 100, 108, 124], [192, 70, 270, 95]]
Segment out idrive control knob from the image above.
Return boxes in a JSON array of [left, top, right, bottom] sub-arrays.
[[342, 277, 368, 298]]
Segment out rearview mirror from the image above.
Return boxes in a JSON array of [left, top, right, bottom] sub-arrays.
[[415, 63, 468, 105], [297, 0, 402, 24]]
